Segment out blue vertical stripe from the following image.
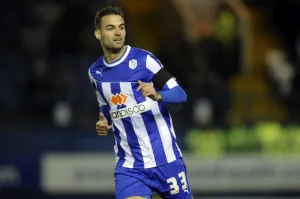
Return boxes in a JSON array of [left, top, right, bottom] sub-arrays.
[[97, 82, 126, 167], [114, 127, 126, 167], [111, 82, 144, 168], [158, 103, 181, 158], [131, 82, 168, 165]]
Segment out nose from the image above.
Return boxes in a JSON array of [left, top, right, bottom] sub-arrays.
[[114, 28, 121, 35]]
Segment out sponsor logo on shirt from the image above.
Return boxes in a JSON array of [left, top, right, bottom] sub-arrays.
[[110, 93, 128, 106], [110, 101, 151, 120]]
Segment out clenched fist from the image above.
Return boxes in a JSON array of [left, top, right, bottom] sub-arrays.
[[96, 113, 112, 136], [136, 80, 162, 101]]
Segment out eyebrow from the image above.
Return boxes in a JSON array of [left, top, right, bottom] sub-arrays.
[[105, 23, 125, 28]]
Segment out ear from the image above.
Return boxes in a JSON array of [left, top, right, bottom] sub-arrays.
[[94, 30, 101, 40]]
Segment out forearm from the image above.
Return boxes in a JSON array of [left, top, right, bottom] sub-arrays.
[[159, 86, 187, 103]]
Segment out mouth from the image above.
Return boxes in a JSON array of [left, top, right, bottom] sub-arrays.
[[113, 38, 122, 42]]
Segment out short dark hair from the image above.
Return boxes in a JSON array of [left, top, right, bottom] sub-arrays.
[[94, 5, 124, 30]]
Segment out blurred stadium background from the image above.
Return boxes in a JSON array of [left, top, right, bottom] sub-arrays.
[[1, 0, 300, 198]]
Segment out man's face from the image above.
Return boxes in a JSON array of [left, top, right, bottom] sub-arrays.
[[98, 15, 126, 52]]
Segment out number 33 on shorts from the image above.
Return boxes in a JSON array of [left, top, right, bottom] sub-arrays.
[[167, 171, 189, 195]]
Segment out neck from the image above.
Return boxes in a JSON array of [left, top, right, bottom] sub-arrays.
[[102, 45, 127, 63]]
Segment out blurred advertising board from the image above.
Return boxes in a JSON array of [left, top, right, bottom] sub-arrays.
[[41, 153, 300, 194], [184, 154, 300, 192], [41, 153, 115, 194]]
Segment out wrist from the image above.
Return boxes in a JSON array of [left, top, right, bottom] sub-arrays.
[[155, 92, 162, 102]]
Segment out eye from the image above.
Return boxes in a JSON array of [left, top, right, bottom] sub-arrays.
[[106, 26, 114, 31]]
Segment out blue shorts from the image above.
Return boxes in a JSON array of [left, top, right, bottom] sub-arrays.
[[114, 158, 193, 199]]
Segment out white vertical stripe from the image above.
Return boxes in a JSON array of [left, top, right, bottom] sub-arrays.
[[168, 113, 176, 138], [166, 78, 178, 89], [102, 82, 134, 168], [88, 69, 107, 107], [169, 114, 183, 157], [146, 98, 176, 163], [113, 119, 134, 168], [176, 143, 182, 157], [88, 68, 98, 88], [113, 135, 120, 164], [96, 91, 107, 107], [146, 55, 162, 74], [120, 83, 156, 168]]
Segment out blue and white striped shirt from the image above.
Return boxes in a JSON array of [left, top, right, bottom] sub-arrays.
[[88, 45, 182, 168]]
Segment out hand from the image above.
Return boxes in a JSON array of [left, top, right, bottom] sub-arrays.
[[96, 113, 112, 136], [136, 80, 162, 101]]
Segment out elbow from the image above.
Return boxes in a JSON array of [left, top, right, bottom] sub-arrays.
[[175, 86, 187, 103], [180, 90, 187, 103], [159, 86, 187, 103]]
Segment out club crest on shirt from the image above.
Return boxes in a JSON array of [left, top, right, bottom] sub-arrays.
[[129, 59, 137, 69]]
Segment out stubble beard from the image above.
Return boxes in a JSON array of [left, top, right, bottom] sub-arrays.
[[104, 40, 125, 54], [109, 47, 123, 54]]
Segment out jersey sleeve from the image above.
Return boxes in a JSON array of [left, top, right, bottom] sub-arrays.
[[145, 54, 179, 90], [145, 54, 163, 78], [88, 68, 107, 107]]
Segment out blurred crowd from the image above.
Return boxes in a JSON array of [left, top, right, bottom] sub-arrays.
[[1, 0, 114, 130], [1, 0, 300, 135]]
